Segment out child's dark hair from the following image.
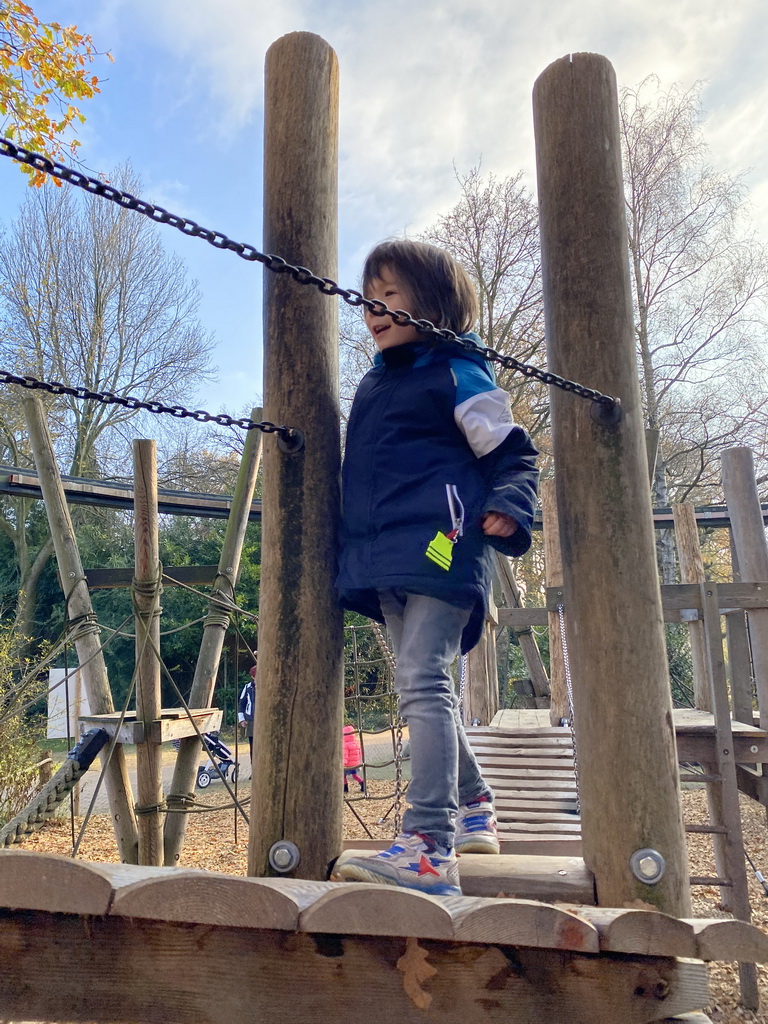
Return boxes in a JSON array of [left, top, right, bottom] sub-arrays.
[[362, 239, 478, 335]]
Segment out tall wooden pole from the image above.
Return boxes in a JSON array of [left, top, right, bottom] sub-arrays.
[[248, 32, 343, 880], [721, 447, 768, 728], [22, 393, 138, 863], [133, 440, 163, 866], [533, 53, 690, 913], [164, 410, 264, 865]]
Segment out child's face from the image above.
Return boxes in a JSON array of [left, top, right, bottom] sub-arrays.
[[364, 266, 421, 350]]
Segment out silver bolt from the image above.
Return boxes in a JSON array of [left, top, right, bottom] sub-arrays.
[[226, 566, 233, 574], [558, 870, 567, 876], [629, 848, 666, 885], [751, 745, 759, 754], [268, 840, 300, 873], [68, 571, 76, 578]]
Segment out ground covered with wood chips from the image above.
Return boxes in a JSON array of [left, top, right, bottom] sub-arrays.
[[19, 784, 768, 1023]]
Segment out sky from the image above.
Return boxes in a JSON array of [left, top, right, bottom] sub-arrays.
[[1, 0, 767, 419]]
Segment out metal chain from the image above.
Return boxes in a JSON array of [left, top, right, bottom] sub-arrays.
[[557, 602, 580, 814], [0, 137, 620, 413], [0, 367, 302, 447]]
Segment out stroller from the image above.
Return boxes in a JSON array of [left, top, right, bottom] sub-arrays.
[[196, 731, 240, 789]]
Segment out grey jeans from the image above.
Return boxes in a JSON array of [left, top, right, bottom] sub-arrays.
[[378, 589, 493, 849]]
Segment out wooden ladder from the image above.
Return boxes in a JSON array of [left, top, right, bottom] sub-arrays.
[[679, 581, 759, 1007]]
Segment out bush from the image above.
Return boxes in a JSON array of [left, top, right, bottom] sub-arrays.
[[0, 627, 46, 827]]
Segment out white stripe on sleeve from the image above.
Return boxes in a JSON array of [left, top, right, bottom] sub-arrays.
[[454, 388, 515, 458]]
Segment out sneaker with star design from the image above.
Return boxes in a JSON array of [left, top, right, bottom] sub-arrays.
[[332, 832, 461, 896]]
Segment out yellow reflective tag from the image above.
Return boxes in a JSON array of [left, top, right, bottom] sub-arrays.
[[425, 531, 453, 571]]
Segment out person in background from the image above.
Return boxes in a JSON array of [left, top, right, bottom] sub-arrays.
[[343, 724, 365, 793], [238, 662, 257, 762]]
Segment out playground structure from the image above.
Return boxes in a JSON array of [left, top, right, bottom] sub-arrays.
[[0, 35, 767, 1023]]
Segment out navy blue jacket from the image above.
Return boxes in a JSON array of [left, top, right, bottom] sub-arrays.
[[336, 335, 539, 653]]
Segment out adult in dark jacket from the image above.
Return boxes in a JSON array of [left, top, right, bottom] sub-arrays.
[[238, 663, 257, 760], [335, 239, 538, 897]]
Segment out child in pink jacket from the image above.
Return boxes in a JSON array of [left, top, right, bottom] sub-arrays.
[[343, 725, 365, 793]]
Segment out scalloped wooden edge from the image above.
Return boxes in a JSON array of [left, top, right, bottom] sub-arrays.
[[0, 849, 115, 915], [562, 906, 698, 957], [299, 883, 455, 939], [684, 917, 768, 963], [450, 896, 599, 951]]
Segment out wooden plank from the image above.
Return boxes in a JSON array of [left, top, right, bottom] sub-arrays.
[[109, 869, 333, 930], [78, 708, 223, 746], [497, 820, 582, 834], [449, 898, 598, 951], [0, 908, 710, 1024], [85, 565, 221, 589], [494, 794, 578, 809], [472, 744, 575, 759], [475, 756, 577, 771], [494, 808, 580, 823], [482, 767, 577, 782], [0, 849, 114, 915], [566, 907, 697, 958], [299, 884, 455, 940], [686, 917, 768, 963], [469, 725, 573, 738], [673, 708, 766, 737], [675, 734, 768, 763], [497, 606, 548, 629]]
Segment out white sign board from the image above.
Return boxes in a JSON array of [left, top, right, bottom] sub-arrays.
[[47, 668, 92, 740]]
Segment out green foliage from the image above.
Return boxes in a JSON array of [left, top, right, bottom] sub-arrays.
[[0, 622, 44, 826], [28, 510, 261, 723], [343, 613, 397, 732]]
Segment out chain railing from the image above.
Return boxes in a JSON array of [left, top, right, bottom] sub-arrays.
[[0, 368, 304, 451], [0, 138, 621, 417]]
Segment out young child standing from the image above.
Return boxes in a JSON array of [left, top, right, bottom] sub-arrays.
[[334, 239, 538, 896]]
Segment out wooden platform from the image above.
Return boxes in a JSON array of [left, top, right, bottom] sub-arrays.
[[484, 709, 768, 854], [468, 722, 581, 855], [78, 706, 223, 745], [1, 849, 767, 1023]]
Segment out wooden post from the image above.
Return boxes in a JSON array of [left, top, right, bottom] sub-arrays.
[[163, 410, 264, 865], [533, 53, 690, 914], [249, 32, 343, 880], [22, 393, 138, 863], [721, 447, 768, 729], [494, 553, 551, 710], [464, 601, 499, 726], [541, 478, 568, 724], [133, 440, 163, 867], [672, 504, 712, 712]]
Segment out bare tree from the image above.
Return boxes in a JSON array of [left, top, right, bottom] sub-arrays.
[[0, 165, 216, 637], [421, 167, 547, 442], [621, 76, 768, 517]]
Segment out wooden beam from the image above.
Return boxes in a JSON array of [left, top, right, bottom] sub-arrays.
[[721, 448, 768, 730], [0, 908, 711, 1024], [85, 565, 221, 589], [22, 394, 138, 863], [251, 31, 343, 880], [164, 408, 263, 866], [133, 440, 164, 867], [672, 505, 711, 712], [533, 53, 689, 914]]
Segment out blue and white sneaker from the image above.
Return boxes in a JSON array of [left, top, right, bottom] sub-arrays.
[[454, 796, 500, 854], [334, 832, 461, 896]]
